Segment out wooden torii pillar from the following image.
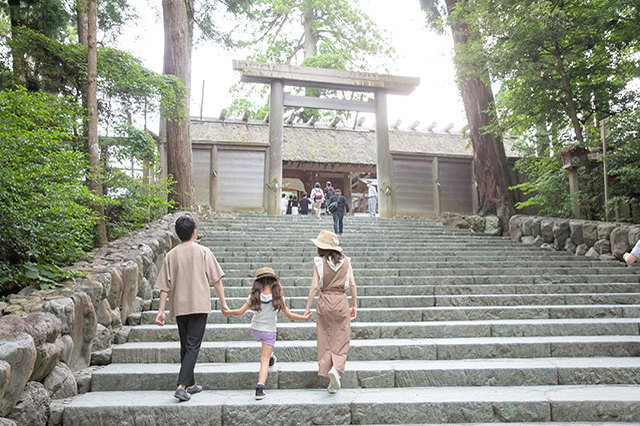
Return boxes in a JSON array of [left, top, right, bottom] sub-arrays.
[[233, 60, 419, 218]]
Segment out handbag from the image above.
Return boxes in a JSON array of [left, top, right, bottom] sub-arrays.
[[328, 200, 338, 213]]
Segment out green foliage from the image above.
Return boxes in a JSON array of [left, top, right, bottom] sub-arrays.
[[112, 124, 158, 164], [7, 27, 187, 125], [0, 87, 96, 269], [0, 262, 84, 295], [1, 0, 70, 40], [103, 170, 174, 240]]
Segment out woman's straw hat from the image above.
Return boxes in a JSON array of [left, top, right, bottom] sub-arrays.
[[310, 230, 343, 252], [255, 267, 279, 280]]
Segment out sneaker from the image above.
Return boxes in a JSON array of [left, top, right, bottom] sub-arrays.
[[174, 386, 191, 402], [269, 354, 277, 367], [186, 384, 202, 394], [255, 384, 266, 400], [327, 383, 338, 394], [327, 367, 341, 392]]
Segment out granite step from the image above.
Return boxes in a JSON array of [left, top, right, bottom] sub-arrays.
[[90, 357, 640, 391], [151, 292, 640, 310], [62, 385, 640, 425], [111, 336, 640, 364], [139, 304, 640, 325], [126, 318, 640, 342]]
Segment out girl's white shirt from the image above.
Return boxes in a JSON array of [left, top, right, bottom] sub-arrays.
[[248, 293, 279, 332]]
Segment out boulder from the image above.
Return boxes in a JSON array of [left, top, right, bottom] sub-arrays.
[[575, 243, 588, 256], [582, 221, 599, 247], [533, 236, 544, 247], [7, 381, 50, 426], [531, 217, 542, 237], [137, 277, 152, 301], [540, 218, 555, 243], [78, 279, 103, 310], [0, 314, 61, 384], [0, 418, 16, 426], [508, 215, 524, 241], [597, 223, 616, 241], [540, 243, 554, 251], [585, 247, 600, 258], [594, 238, 611, 254], [46, 298, 74, 335], [113, 326, 131, 344], [138, 244, 154, 276], [90, 348, 112, 366], [552, 220, 570, 250], [569, 220, 584, 245], [95, 298, 112, 328], [600, 254, 616, 261], [146, 262, 158, 287], [565, 239, 577, 254], [0, 361, 9, 400], [467, 215, 486, 233], [610, 227, 631, 260], [110, 308, 122, 330], [521, 236, 536, 245], [73, 366, 101, 395], [484, 215, 501, 236], [66, 292, 97, 371], [522, 217, 534, 236], [119, 261, 139, 323], [58, 335, 73, 367], [90, 272, 112, 301], [106, 267, 123, 311], [42, 363, 77, 399], [91, 324, 113, 352]]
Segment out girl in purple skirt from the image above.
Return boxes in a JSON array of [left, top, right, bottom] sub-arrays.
[[224, 267, 311, 399]]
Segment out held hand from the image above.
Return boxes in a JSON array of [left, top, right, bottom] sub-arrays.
[[350, 306, 357, 319], [155, 311, 166, 327], [220, 304, 230, 316], [303, 311, 313, 321]]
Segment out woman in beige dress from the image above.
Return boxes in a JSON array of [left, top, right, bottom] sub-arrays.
[[305, 230, 358, 393]]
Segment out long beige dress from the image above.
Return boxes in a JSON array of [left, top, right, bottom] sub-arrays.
[[314, 256, 351, 376]]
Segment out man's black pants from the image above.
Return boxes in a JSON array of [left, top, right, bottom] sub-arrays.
[[176, 313, 208, 387], [333, 211, 344, 234]]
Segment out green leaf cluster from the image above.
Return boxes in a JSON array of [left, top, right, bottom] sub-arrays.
[[0, 87, 96, 295]]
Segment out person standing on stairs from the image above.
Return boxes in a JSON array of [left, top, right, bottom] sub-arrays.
[[304, 231, 358, 393], [154, 214, 230, 402], [328, 188, 350, 236], [223, 267, 311, 399], [310, 183, 324, 217]]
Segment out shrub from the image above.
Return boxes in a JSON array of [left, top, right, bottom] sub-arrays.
[[0, 87, 96, 266]]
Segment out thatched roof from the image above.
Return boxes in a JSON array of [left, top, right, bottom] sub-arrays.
[[190, 118, 520, 165]]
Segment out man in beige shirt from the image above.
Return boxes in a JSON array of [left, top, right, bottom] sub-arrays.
[[154, 215, 229, 401]]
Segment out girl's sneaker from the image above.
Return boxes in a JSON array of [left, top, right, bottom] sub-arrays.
[[269, 355, 277, 367], [327, 367, 341, 393], [255, 384, 266, 400]]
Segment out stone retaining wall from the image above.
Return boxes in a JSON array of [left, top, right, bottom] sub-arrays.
[[508, 214, 640, 261], [0, 213, 182, 425]]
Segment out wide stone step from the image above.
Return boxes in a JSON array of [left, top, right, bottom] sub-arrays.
[[215, 254, 607, 263], [220, 266, 630, 278], [62, 385, 640, 425], [140, 304, 640, 325], [216, 275, 638, 286], [112, 336, 640, 364], [90, 357, 640, 391], [204, 283, 640, 298], [217, 260, 607, 270], [127, 318, 640, 343], [151, 292, 640, 310]]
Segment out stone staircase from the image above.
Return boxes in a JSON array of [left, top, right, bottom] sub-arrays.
[[63, 214, 640, 424]]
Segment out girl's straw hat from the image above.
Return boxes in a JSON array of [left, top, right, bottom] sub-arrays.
[[310, 230, 343, 252], [255, 267, 279, 280]]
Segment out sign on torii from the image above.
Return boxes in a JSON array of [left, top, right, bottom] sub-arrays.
[[232, 60, 420, 219]]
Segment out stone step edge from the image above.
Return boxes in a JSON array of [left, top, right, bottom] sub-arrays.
[[62, 386, 640, 424]]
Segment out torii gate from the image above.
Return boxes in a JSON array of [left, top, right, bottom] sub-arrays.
[[232, 60, 420, 219]]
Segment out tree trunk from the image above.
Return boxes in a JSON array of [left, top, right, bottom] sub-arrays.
[[302, 6, 318, 58], [162, 0, 194, 209], [76, 0, 88, 45], [8, 0, 26, 86], [445, 0, 514, 220], [87, 0, 107, 245]]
